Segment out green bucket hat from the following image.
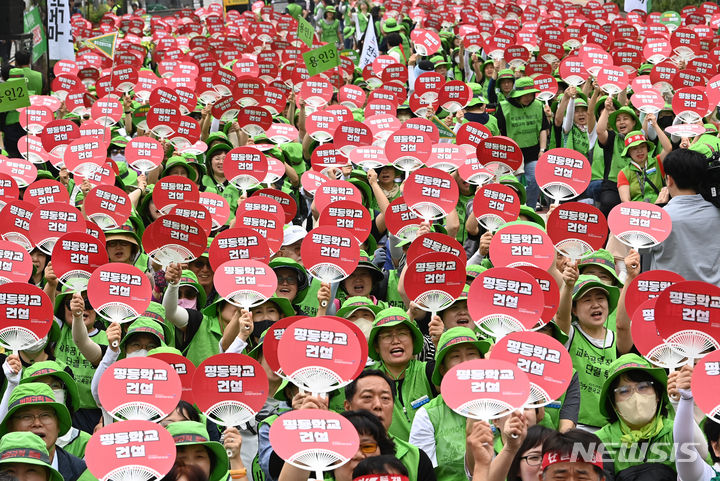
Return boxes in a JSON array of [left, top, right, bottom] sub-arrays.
[[382, 17, 402, 32], [465, 265, 487, 283], [269, 257, 310, 294], [110, 135, 129, 148], [438, 284, 469, 316], [115, 159, 139, 189], [509, 77, 540, 98], [497, 69, 515, 81], [105, 221, 141, 248], [432, 327, 491, 385], [325, 5, 336, 13], [337, 296, 383, 319], [178, 269, 207, 309], [571, 274, 620, 314], [206, 131, 231, 147], [253, 296, 295, 318], [598, 353, 668, 419], [349, 251, 385, 284], [0, 432, 64, 481], [467, 96, 488, 108], [467, 82, 483, 96], [578, 249, 623, 286], [166, 421, 229, 481], [430, 55, 450, 68], [594, 95, 622, 119], [621, 130, 654, 157], [119, 318, 167, 352], [609, 106, 641, 133], [368, 307, 424, 361], [518, 205, 545, 228], [205, 142, 232, 173], [20, 361, 81, 414], [0, 383, 72, 437], [162, 155, 198, 182]]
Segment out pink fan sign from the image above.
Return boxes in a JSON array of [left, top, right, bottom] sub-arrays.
[[0, 155, 37, 188], [546, 202, 607, 260], [237, 106, 273, 137], [490, 222, 555, 270], [411, 29, 442, 56], [438, 80, 472, 113], [384, 128, 432, 173], [319, 200, 371, 244], [306, 110, 340, 143], [348, 146, 387, 170], [672, 87, 710, 123], [384, 196, 422, 242], [405, 252, 466, 314], [311, 144, 348, 172], [234, 207, 283, 254], [596, 66, 629, 95], [404, 168, 459, 221], [98, 356, 181, 421], [213, 259, 277, 309], [535, 149, 591, 203], [0, 240, 32, 284], [301, 225, 360, 283], [691, 349, 720, 421], [29, 202, 85, 255], [0, 174, 18, 209], [90, 96, 123, 126], [169, 201, 213, 236], [516, 265, 559, 326], [63, 137, 107, 178], [193, 353, 269, 427], [0, 282, 53, 351], [142, 215, 207, 268], [406, 232, 466, 266], [630, 298, 684, 369], [440, 358, 531, 420], [146, 104, 181, 139], [608, 202, 671, 250], [625, 270, 685, 320], [199, 192, 231, 230], [51, 232, 108, 292], [533, 75, 559, 103], [473, 184, 521, 232], [23, 179, 70, 207], [427, 143, 465, 173], [259, 316, 306, 374], [41, 119, 80, 161], [333, 121, 373, 157], [125, 136, 164, 174], [253, 189, 298, 225], [225, 147, 268, 193], [0, 200, 36, 251], [87, 263, 152, 324], [477, 136, 523, 174], [209, 228, 271, 270], [631, 89, 666, 114], [314, 180, 362, 214], [18, 106, 54, 135], [83, 185, 132, 231], [269, 409, 359, 481], [85, 420, 175, 481], [153, 175, 200, 214], [469, 267, 544, 338], [149, 351, 196, 404], [277, 316, 365, 394], [654, 280, 720, 360], [559, 56, 589, 87]]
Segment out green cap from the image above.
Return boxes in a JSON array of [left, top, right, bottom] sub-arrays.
[[119, 318, 166, 351], [609, 106, 641, 133], [509, 77, 540, 98], [594, 95, 621, 119], [166, 421, 229, 481], [621, 130, 654, 157], [20, 361, 81, 413], [432, 327, 491, 385], [497, 69, 515, 81], [162, 156, 198, 182], [598, 353, 667, 419], [253, 296, 295, 318], [0, 383, 72, 437], [325, 5, 336, 13], [0, 432, 64, 481], [368, 307, 424, 361], [337, 296, 383, 319], [498, 174, 527, 205], [178, 269, 207, 309], [518, 205, 545, 228], [571, 275, 620, 313], [578, 249, 623, 286]]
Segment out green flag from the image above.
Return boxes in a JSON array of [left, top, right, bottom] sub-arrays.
[[86, 32, 117, 59], [0, 78, 31, 113], [297, 16, 314, 48], [23, 7, 47, 63], [431, 116, 455, 139], [302, 43, 341, 77]]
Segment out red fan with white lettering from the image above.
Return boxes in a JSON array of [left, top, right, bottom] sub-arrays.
[[125, 136, 165, 175], [491, 331, 572, 407], [0, 240, 32, 284], [384, 128, 432, 174], [87, 263, 152, 326], [0, 174, 19, 210], [98, 356, 181, 421], [490, 222, 555, 270], [199, 192, 231, 231], [152, 175, 200, 214], [0, 282, 53, 351], [608, 202, 672, 250], [625, 270, 685, 320], [253, 189, 298, 225], [405, 252, 466, 316], [142, 215, 207, 268], [517, 266, 559, 327], [261, 316, 306, 375], [0, 200, 36, 251], [193, 353, 269, 428], [384, 196, 422, 243], [51, 232, 108, 292], [277, 316, 365, 395], [169, 202, 213, 237], [473, 184, 521, 232], [270, 409, 359, 481], [631, 299, 685, 370], [406, 232, 466, 266], [23, 179, 69, 207], [300, 226, 360, 283], [0, 155, 37, 188], [319, 200, 371, 244], [234, 208, 284, 254], [596, 66, 629, 95], [468, 267, 544, 339], [654, 281, 720, 361], [63, 137, 107, 178], [213, 259, 277, 309], [546, 202, 607, 260], [536, 149, 591, 204], [209, 228, 270, 269], [225, 147, 268, 194], [477, 137, 523, 176], [84, 185, 132, 231], [85, 420, 175, 481], [403, 168, 459, 221], [149, 351, 196, 405], [691, 349, 720, 422], [441, 359, 531, 421], [29, 202, 85, 255]]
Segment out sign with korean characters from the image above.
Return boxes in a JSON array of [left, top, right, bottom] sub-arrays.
[[0, 240, 32, 284], [691, 349, 720, 421], [0, 78, 30, 113], [24, 7, 47, 63], [51, 232, 108, 292], [301, 225, 360, 283], [297, 16, 314, 48], [404, 252, 466, 314], [213, 259, 278, 309], [149, 351, 196, 404], [490, 222, 555, 270], [209, 228, 270, 269], [535, 148, 591, 203], [87, 263, 152, 325], [546, 202, 607, 260], [608, 202, 671, 250], [0, 282, 53, 351], [625, 270, 685, 319], [303, 44, 340, 77]]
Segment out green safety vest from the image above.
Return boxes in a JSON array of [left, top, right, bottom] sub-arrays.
[[385, 271, 405, 309], [391, 435, 421, 481], [279, 143, 306, 174], [484, 114, 500, 137], [501, 100, 544, 149], [320, 19, 340, 44], [424, 395, 467, 481], [596, 414, 675, 473], [452, 193, 473, 245], [58, 427, 91, 458], [388, 46, 407, 65], [562, 125, 590, 160], [296, 278, 322, 317], [184, 312, 222, 367], [370, 359, 434, 441], [357, 12, 369, 34], [54, 324, 107, 409], [568, 325, 617, 427], [591, 132, 628, 182], [619, 157, 664, 203]]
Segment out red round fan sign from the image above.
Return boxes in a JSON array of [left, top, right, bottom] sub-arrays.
[[209, 228, 270, 270], [253, 189, 298, 225], [0, 200, 36, 250], [0, 156, 37, 189], [98, 356, 181, 421], [608, 202, 672, 250], [192, 353, 269, 426], [348, 146, 387, 170], [440, 358, 531, 420], [319, 200, 371, 244], [0, 174, 19, 208], [311, 144, 347, 172], [125, 136, 165, 174], [169, 202, 213, 237], [491, 331, 572, 405], [672, 87, 709, 122], [405, 252, 466, 313], [629, 298, 669, 365], [404, 168, 459, 220], [384, 128, 432, 172], [301, 226, 360, 283], [199, 192, 231, 230], [51, 232, 108, 291], [225, 147, 268, 191], [84, 185, 132, 231], [87, 263, 152, 323], [691, 349, 720, 420], [536, 148, 591, 201], [213, 259, 277, 308], [473, 184, 521, 232], [153, 175, 200, 214], [427, 144, 465, 172], [259, 316, 306, 374], [333, 121, 373, 156], [90, 96, 123, 126], [546, 202, 607, 259], [654, 280, 720, 350], [237, 106, 273, 136], [85, 420, 175, 481], [407, 232, 466, 266], [631, 89, 666, 114], [29, 202, 85, 255], [63, 137, 107, 177], [234, 208, 284, 254], [625, 270, 685, 320], [596, 66, 629, 95], [142, 215, 207, 266], [517, 265, 559, 326], [490, 222, 555, 270], [149, 351, 196, 404], [277, 316, 365, 393], [314, 180, 362, 214], [0, 282, 53, 351], [0, 240, 32, 284], [384, 196, 422, 242], [477, 136, 523, 172], [23, 179, 70, 207]]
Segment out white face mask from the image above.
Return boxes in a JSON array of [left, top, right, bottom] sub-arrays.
[[126, 349, 148, 358], [352, 318, 373, 339], [24, 335, 48, 354], [177, 298, 197, 310], [111, 153, 126, 163], [53, 389, 66, 404], [615, 391, 658, 427]]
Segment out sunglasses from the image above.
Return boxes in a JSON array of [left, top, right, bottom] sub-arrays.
[[359, 442, 378, 454]]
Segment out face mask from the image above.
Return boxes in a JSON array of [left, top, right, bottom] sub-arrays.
[[615, 391, 658, 427], [178, 298, 197, 310], [127, 349, 148, 358], [464, 112, 489, 124], [351, 318, 373, 339], [253, 319, 275, 338], [111, 153, 126, 163], [657, 115, 674, 130], [454, 56, 460, 64], [24, 335, 48, 354], [53, 389, 66, 404]]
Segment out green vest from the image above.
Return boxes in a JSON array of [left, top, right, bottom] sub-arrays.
[[563, 125, 590, 160], [424, 395, 467, 481], [371, 359, 434, 441], [54, 324, 107, 409], [568, 325, 617, 427], [595, 414, 675, 473], [591, 133, 628, 182], [484, 114, 500, 137], [452, 193, 473, 245], [385, 271, 405, 309], [502, 100, 544, 149], [620, 157, 664, 203], [388, 46, 407, 65], [58, 427, 91, 458], [320, 19, 340, 44], [392, 435, 421, 481], [296, 278, 322, 317], [357, 12, 369, 34], [279, 143, 306, 174], [184, 312, 222, 367]]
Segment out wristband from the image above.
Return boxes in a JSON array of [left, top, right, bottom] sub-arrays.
[[230, 469, 247, 479]]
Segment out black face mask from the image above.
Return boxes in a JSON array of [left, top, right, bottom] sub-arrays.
[[657, 115, 674, 130], [253, 319, 275, 338], [464, 112, 489, 124]]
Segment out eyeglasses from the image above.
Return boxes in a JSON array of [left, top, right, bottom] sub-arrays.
[[377, 330, 411, 342], [190, 259, 212, 270], [359, 442, 378, 454], [277, 275, 298, 285], [613, 381, 654, 400], [65, 297, 92, 310], [521, 454, 542, 466], [13, 411, 56, 425]]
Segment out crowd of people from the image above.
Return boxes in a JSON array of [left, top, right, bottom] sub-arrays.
[[1, 2, 720, 481]]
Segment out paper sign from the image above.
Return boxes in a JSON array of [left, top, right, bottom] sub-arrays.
[[490, 222, 555, 270], [405, 252, 466, 313], [0, 282, 53, 351], [303, 44, 340, 77], [51, 232, 108, 292], [297, 16, 314, 48], [546, 202, 607, 259], [608, 202, 671, 250], [213, 259, 277, 309], [625, 270, 685, 319], [300, 225, 359, 283], [0, 78, 31, 113], [87, 263, 152, 324], [473, 184, 521, 233]]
